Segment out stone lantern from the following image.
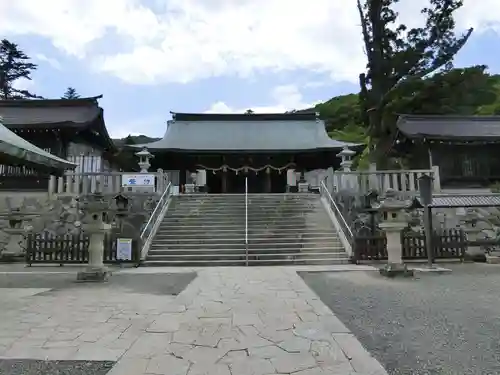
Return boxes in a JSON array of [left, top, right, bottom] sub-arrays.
[[337, 146, 355, 172], [77, 193, 112, 282], [373, 189, 414, 277], [136, 147, 153, 173]]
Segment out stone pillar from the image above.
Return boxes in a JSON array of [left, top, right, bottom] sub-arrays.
[[374, 189, 414, 277], [77, 194, 112, 282]]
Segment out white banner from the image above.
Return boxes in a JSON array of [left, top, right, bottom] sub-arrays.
[[122, 174, 156, 187], [116, 238, 133, 260]]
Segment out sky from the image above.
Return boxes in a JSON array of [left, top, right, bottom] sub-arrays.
[[1, 0, 500, 139]]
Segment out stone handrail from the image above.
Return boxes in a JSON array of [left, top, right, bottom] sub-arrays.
[[333, 166, 440, 194], [48, 171, 170, 196]]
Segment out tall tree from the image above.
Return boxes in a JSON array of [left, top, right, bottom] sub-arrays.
[[356, 0, 473, 166], [62, 87, 80, 99], [245, 109, 254, 114], [0, 39, 39, 100]]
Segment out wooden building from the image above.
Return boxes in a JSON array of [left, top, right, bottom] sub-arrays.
[[0, 96, 118, 191], [394, 115, 500, 188], [134, 112, 358, 193]]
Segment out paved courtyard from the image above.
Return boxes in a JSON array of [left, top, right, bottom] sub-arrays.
[[301, 264, 500, 375], [0, 265, 385, 375]]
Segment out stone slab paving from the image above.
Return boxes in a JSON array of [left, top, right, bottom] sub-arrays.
[[0, 266, 386, 375]]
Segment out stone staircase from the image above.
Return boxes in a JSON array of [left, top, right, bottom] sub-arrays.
[[144, 193, 348, 266]]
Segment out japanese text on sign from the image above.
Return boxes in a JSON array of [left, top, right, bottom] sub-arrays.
[[121, 174, 156, 187]]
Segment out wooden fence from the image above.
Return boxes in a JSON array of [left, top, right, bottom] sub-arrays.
[[352, 228, 466, 263], [25, 232, 141, 266]]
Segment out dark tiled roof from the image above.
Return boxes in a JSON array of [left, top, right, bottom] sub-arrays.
[[171, 112, 319, 122], [0, 96, 116, 152], [415, 194, 500, 207], [133, 113, 359, 152], [397, 115, 500, 140], [0, 97, 102, 128]]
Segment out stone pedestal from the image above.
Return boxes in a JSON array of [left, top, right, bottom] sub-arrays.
[[3, 227, 25, 258], [298, 182, 309, 193], [77, 193, 112, 282], [374, 189, 414, 278], [184, 184, 195, 194], [379, 221, 414, 277], [77, 221, 112, 282], [2, 212, 35, 258]]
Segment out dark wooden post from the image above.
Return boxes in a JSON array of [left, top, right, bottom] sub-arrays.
[[265, 168, 271, 193]]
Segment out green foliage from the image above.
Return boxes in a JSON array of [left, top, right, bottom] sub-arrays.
[[310, 65, 500, 138], [356, 0, 472, 165], [62, 87, 80, 99], [0, 39, 40, 99]]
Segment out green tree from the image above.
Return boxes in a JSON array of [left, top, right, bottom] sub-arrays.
[[62, 87, 80, 99], [123, 135, 136, 145], [388, 65, 498, 115], [356, 0, 473, 166], [245, 109, 254, 114], [0, 39, 40, 99]]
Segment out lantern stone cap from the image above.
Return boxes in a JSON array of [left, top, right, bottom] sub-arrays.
[[135, 147, 153, 157], [337, 146, 356, 157], [372, 189, 413, 211]]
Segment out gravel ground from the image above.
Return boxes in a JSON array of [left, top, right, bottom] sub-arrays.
[[0, 272, 197, 295], [300, 264, 500, 375], [0, 360, 114, 375]]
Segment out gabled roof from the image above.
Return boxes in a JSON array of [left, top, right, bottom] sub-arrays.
[[397, 114, 500, 141], [133, 112, 358, 153], [0, 96, 116, 151]]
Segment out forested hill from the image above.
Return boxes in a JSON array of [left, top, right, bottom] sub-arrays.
[[300, 66, 500, 143]]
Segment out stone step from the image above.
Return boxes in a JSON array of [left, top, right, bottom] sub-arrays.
[[157, 222, 333, 229], [147, 251, 346, 260], [154, 228, 337, 235], [165, 209, 321, 215], [151, 235, 341, 244], [142, 257, 350, 267], [145, 193, 346, 267], [159, 219, 330, 226], [151, 241, 343, 250]]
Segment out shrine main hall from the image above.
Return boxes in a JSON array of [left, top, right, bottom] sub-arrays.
[[134, 112, 357, 193]]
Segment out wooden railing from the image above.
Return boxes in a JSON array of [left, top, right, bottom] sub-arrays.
[[332, 166, 441, 194], [48, 171, 170, 196]]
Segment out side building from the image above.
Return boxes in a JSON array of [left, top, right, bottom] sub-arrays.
[[133, 112, 359, 193], [394, 114, 500, 189], [0, 96, 120, 191]]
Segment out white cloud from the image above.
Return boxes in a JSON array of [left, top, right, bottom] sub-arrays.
[[35, 53, 62, 70], [0, 0, 499, 85], [205, 84, 321, 114], [12, 78, 35, 91]]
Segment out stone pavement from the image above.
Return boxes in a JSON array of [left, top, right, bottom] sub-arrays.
[[0, 266, 387, 375]]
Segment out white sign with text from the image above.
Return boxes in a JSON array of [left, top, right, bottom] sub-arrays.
[[121, 174, 156, 187]]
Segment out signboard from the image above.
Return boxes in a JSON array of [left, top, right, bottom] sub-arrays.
[[122, 174, 155, 187], [116, 238, 133, 260]]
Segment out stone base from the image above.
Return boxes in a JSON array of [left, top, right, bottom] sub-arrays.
[[486, 255, 500, 264], [379, 263, 414, 278], [76, 267, 111, 282]]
